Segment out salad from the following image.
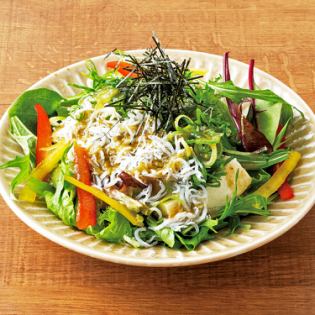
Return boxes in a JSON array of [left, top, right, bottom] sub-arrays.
[[1, 36, 301, 250]]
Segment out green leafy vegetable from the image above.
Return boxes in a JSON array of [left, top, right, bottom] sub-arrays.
[[280, 101, 295, 125], [9, 88, 63, 134], [175, 226, 214, 250], [69, 60, 122, 94], [26, 177, 54, 196], [193, 85, 237, 138], [254, 97, 293, 146], [9, 116, 37, 166], [155, 228, 175, 248], [207, 80, 294, 108], [273, 118, 291, 150], [85, 60, 122, 91], [256, 101, 283, 145], [0, 154, 31, 192], [96, 208, 132, 243], [225, 148, 289, 170], [219, 193, 269, 221], [169, 219, 218, 251], [56, 106, 70, 117], [248, 169, 271, 191], [201, 218, 218, 233], [45, 165, 76, 226], [59, 94, 84, 107]]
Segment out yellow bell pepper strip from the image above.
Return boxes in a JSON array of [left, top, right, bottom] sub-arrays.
[[254, 151, 301, 198], [64, 175, 144, 227], [274, 124, 294, 200], [189, 69, 207, 77], [19, 140, 69, 202]]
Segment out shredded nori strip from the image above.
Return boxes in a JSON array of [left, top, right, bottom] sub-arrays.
[[109, 35, 202, 131]]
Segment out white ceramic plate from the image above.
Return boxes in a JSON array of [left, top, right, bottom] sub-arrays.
[[1, 50, 315, 267]]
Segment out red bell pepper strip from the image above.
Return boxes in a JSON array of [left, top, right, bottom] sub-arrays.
[[34, 104, 52, 165], [106, 61, 138, 78], [74, 145, 97, 229], [278, 181, 294, 200]]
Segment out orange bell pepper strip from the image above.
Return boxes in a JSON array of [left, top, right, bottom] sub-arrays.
[[34, 104, 52, 165], [74, 145, 97, 230], [106, 61, 138, 78]]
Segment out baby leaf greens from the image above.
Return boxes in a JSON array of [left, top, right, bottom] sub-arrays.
[[0, 155, 31, 192], [222, 53, 272, 152], [224, 149, 289, 170], [95, 208, 132, 243], [207, 80, 294, 109], [0, 35, 302, 251], [9, 88, 63, 134]]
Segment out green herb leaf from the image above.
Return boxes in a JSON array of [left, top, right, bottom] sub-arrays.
[[273, 118, 291, 150], [225, 148, 289, 170], [248, 169, 271, 191], [0, 154, 31, 192], [207, 80, 294, 107], [193, 85, 237, 138], [218, 193, 269, 221], [175, 226, 214, 251]]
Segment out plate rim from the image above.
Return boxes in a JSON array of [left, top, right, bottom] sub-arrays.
[[1, 49, 315, 267]]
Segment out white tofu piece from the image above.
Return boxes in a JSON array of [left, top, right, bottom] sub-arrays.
[[206, 158, 252, 212]]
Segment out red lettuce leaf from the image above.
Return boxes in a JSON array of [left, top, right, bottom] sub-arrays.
[[241, 115, 272, 152], [223, 52, 272, 152]]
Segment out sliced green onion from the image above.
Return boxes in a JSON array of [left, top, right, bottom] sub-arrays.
[[203, 144, 218, 168], [187, 136, 221, 145], [174, 114, 194, 131]]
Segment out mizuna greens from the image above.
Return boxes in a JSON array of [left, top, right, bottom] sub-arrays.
[[1, 36, 302, 250]]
